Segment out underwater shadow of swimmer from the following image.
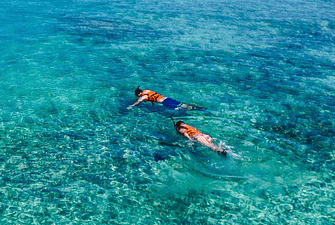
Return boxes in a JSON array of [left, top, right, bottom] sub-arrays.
[[153, 136, 183, 161]]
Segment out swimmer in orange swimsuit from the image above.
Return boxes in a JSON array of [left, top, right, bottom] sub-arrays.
[[174, 120, 227, 156], [127, 86, 196, 110]]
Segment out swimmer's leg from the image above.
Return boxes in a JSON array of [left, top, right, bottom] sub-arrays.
[[195, 135, 227, 156], [179, 103, 204, 111]]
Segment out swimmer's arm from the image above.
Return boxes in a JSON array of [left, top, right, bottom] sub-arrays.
[[184, 133, 192, 140], [179, 129, 192, 140], [127, 96, 147, 110]]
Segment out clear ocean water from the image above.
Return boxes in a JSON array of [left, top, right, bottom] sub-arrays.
[[1, 0, 334, 224]]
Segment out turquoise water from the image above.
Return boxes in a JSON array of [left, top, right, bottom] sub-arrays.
[[1, 0, 334, 224]]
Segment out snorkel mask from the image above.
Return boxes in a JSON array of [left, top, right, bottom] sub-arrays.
[[169, 117, 183, 130], [135, 86, 142, 96]]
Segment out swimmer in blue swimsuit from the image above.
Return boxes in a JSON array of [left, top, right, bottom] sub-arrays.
[[127, 86, 197, 110]]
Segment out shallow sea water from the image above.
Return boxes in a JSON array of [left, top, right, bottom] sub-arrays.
[[0, 0, 335, 224]]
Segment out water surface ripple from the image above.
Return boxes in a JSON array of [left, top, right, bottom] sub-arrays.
[[0, 0, 334, 224]]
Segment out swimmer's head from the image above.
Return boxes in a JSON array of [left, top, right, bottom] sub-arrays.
[[175, 121, 184, 129], [135, 86, 142, 97]]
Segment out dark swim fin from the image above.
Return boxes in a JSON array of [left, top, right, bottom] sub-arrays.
[[217, 148, 227, 157], [189, 105, 206, 111], [218, 151, 227, 157]]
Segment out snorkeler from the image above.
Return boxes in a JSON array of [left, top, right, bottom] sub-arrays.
[[172, 119, 227, 156], [127, 86, 196, 110]]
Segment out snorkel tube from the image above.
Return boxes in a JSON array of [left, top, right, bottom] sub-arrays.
[[169, 116, 177, 130], [169, 116, 177, 128]]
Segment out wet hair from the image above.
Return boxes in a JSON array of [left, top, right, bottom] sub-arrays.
[[175, 121, 184, 128], [135, 86, 142, 97]]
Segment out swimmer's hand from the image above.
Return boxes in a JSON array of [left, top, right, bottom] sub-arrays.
[[127, 106, 133, 110]]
